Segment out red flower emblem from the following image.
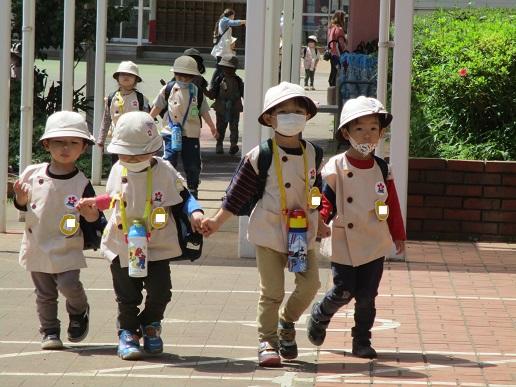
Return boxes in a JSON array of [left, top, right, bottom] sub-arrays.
[[458, 68, 468, 77]]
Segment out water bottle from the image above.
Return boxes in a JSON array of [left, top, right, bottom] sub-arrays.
[[128, 220, 148, 278], [287, 209, 308, 273], [170, 122, 182, 152]]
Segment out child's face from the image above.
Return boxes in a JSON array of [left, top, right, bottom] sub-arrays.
[[175, 73, 194, 83], [308, 41, 315, 47], [117, 73, 137, 89], [43, 137, 87, 164], [262, 99, 309, 129], [342, 115, 384, 145], [118, 153, 153, 163]]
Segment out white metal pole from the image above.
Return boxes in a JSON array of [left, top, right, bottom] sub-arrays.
[[390, 0, 414, 259], [137, 0, 144, 46], [239, 0, 267, 258], [376, 0, 390, 158], [0, 0, 12, 232], [290, 0, 303, 84], [19, 0, 36, 175], [62, 0, 75, 110], [280, 0, 293, 82], [91, 0, 107, 185]]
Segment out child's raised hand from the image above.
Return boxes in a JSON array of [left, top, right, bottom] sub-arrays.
[[13, 180, 30, 206], [76, 198, 100, 222], [190, 210, 204, 234], [394, 240, 405, 255], [201, 218, 220, 237]]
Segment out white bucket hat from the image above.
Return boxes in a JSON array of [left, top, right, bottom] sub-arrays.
[[307, 35, 318, 43], [219, 55, 238, 68], [40, 111, 95, 144], [113, 61, 142, 83], [230, 36, 237, 45], [107, 111, 163, 155], [338, 96, 392, 130], [258, 82, 317, 126], [170, 55, 201, 76]]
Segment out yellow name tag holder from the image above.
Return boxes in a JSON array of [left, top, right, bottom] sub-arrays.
[[374, 200, 389, 221], [309, 187, 322, 209], [150, 207, 168, 230], [59, 214, 80, 236]]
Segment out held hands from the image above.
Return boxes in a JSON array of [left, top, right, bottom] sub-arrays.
[[13, 180, 30, 207], [200, 217, 221, 237], [190, 211, 204, 234], [394, 240, 405, 255], [317, 214, 331, 238], [210, 126, 219, 140]]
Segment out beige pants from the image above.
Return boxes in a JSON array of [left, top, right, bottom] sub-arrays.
[[256, 246, 320, 346]]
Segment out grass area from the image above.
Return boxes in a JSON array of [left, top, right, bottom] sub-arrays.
[[35, 59, 244, 100]]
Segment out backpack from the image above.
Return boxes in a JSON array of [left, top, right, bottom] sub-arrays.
[[159, 80, 204, 119], [373, 155, 389, 182], [303, 46, 319, 58], [228, 139, 324, 217], [107, 90, 145, 111], [169, 189, 203, 262]]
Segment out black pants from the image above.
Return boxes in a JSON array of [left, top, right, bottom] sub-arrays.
[[304, 69, 315, 87], [110, 257, 172, 333], [215, 111, 240, 146], [210, 56, 223, 89], [328, 55, 339, 87], [313, 257, 384, 344]]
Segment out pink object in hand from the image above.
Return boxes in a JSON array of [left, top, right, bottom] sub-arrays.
[[95, 193, 112, 211]]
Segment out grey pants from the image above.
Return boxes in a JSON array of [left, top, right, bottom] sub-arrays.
[[31, 270, 88, 335]]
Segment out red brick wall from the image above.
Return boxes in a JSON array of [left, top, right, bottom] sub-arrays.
[[407, 158, 516, 242]]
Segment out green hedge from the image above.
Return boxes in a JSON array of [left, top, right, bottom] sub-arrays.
[[410, 8, 516, 160]]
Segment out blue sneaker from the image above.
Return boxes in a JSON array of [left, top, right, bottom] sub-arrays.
[[141, 322, 163, 354], [117, 330, 142, 360]]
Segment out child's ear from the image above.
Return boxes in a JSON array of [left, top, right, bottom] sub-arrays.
[[341, 127, 350, 140], [42, 140, 50, 150], [262, 113, 273, 126], [379, 127, 386, 139]]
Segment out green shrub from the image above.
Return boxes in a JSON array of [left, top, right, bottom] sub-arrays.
[[410, 8, 516, 160]]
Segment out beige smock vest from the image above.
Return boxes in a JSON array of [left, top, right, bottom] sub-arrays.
[[108, 91, 147, 134], [320, 154, 393, 266], [165, 83, 203, 138], [101, 158, 184, 266], [247, 142, 320, 254], [18, 163, 89, 273]]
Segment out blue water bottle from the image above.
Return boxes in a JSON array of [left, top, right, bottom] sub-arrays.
[[287, 209, 308, 273], [170, 122, 182, 152], [127, 220, 148, 278]]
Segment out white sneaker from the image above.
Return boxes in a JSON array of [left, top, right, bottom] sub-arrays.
[[41, 333, 63, 350]]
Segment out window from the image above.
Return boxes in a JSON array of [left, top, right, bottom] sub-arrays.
[[302, 0, 348, 46], [109, 0, 151, 43]]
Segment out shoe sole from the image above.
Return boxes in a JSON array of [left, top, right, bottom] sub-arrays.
[[41, 341, 64, 350], [279, 350, 298, 360], [118, 349, 143, 360], [258, 355, 282, 367]]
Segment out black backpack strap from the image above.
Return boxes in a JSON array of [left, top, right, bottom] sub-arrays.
[[195, 83, 203, 110], [164, 81, 175, 101], [305, 140, 324, 171], [256, 139, 273, 199], [373, 155, 389, 182], [135, 90, 145, 111], [107, 90, 117, 110]]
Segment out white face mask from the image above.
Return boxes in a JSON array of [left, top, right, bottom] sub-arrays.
[[275, 113, 306, 137], [348, 135, 378, 156], [175, 80, 189, 88], [119, 159, 151, 172]]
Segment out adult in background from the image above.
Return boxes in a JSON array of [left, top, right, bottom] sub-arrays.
[[327, 11, 347, 87], [210, 8, 246, 87]]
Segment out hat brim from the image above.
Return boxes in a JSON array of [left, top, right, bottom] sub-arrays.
[[338, 110, 393, 130], [258, 95, 318, 127], [170, 68, 201, 76], [113, 72, 142, 83], [40, 128, 95, 145], [106, 135, 163, 156]]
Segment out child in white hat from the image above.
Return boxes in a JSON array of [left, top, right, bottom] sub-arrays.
[[13, 111, 105, 350], [78, 111, 204, 360], [302, 35, 320, 90], [150, 55, 217, 199], [97, 61, 150, 164], [307, 96, 406, 359], [202, 82, 329, 367]]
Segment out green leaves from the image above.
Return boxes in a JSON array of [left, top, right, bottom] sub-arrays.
[[411, 8, 516, 160]]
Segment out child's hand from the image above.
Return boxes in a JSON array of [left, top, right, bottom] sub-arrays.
[[13, 180, 30, 206], [394, 240, 405, 255], [317, 221, 331, 238], [76, 198, 100, 222], [201, 217, 221, 237], [210, 126, 219, 139], [190, 210, 204, 234], [75, 197, 97, 211]]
